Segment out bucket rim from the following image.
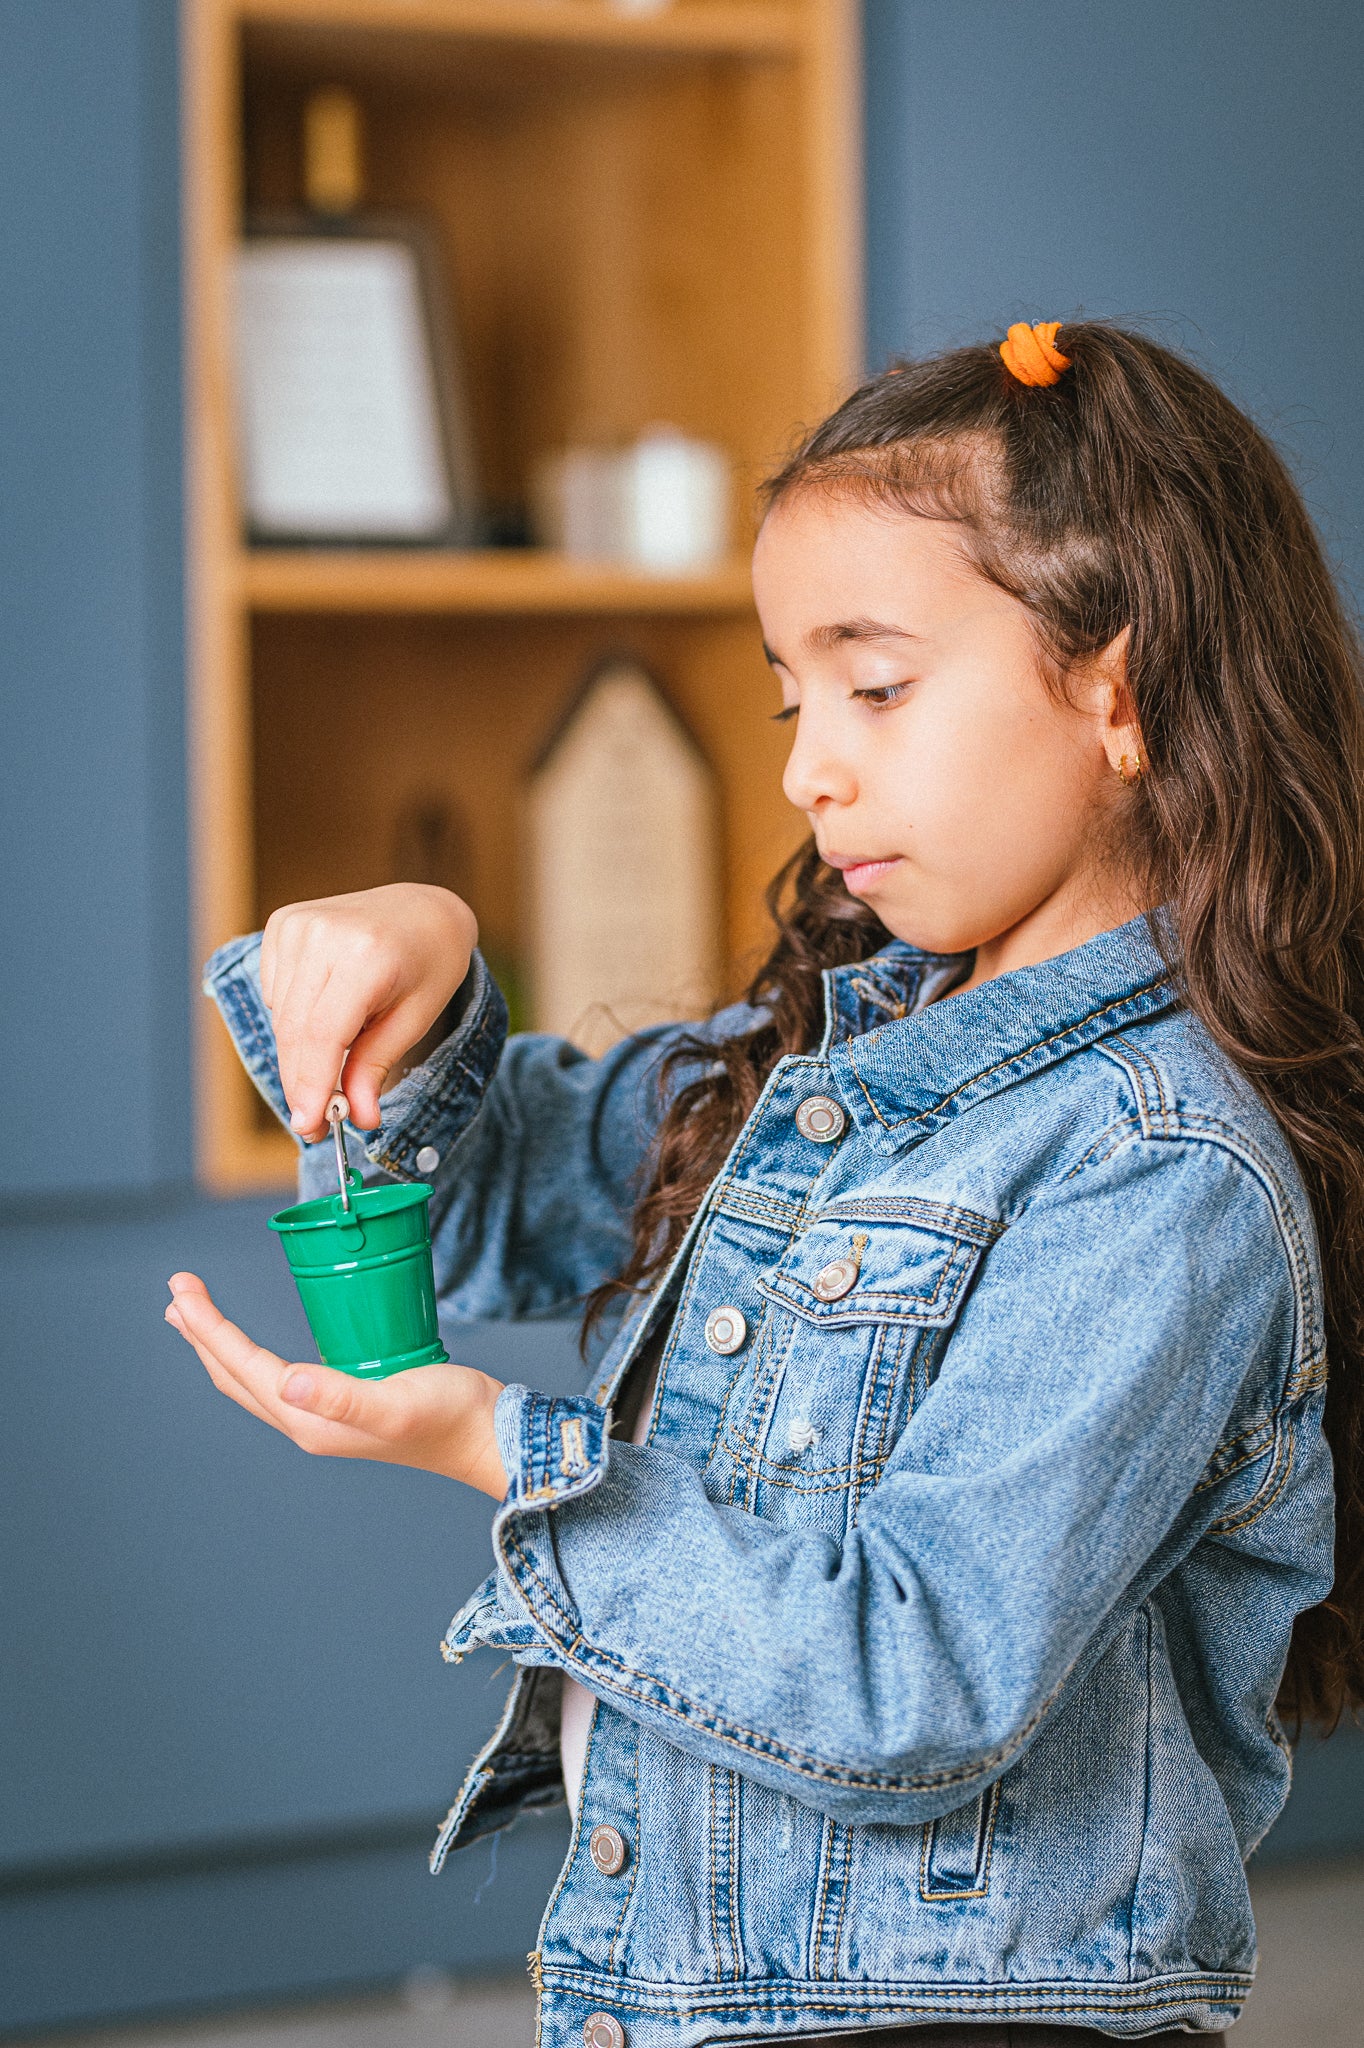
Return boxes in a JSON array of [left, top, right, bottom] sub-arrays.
[[269, 1180, 433, 1233]]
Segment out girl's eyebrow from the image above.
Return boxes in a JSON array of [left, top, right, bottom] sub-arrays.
[[808, 617, 924, 650], [763, 621, 924, 667]]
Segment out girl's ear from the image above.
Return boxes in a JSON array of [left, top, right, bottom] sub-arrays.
[[1085, 627, 1145, 780]]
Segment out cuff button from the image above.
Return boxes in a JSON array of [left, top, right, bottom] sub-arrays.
[[584, 2016, 626, 2048], [415, 1145, 440, 1174]]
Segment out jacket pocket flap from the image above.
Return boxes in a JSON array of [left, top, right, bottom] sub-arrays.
[[756, 1215, 988, 1327]]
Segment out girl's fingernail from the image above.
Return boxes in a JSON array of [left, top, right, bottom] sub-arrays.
[[282, 1372, 315, 1407], [165, 1306, 183, 1331], [290, 1109, 307, 1132]]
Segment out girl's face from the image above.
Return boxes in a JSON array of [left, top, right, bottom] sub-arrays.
[[751, 490, 1144, 974]]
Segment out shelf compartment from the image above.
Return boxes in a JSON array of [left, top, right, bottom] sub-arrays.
[[187, 0, 858, 1193], [238, 547, 756, 614]]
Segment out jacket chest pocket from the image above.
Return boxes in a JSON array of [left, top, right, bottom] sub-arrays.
[[758, 1209, 988, 1328], [724, 1210, 992, 1527]]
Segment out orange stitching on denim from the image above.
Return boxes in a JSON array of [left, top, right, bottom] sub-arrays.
[[728, 1768, 744, 1976], [1194, 1415, 1276, 1493], [814, 1195, 1003, 1243], [1211, 1422, 1296, 1536], [827, 1822, 852, 1979], [707, 1765, 724, 1978], [1101, 1034, 1175, 1139], [762, 1240, 980, 1324], [846, 1320, 891, 1526], [806, 1826, 839, 1982], [864, 1324, 919, 1497]]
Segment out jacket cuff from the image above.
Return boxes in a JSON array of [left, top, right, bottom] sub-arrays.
[[366, 950, 509, 1178], [203, 932, 292, 1129], [494, 1384, 611, 1509], [439, 1389, 610, 1669], [202, 933, 508, 1178]]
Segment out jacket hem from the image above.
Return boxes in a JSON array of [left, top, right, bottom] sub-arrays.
[[535, 1963, 1249, 2039]]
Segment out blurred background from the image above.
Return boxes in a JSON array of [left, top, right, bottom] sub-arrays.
[[2, 1, 1362, 2040]]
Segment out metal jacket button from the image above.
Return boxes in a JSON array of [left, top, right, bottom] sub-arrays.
[[795, 1094, 845, 1143], [589, 1823, 628, 1875], [584, 2016, 626, 2048], [704, 1306, 747, 1354], [415, 1145, 440, 1173], [812, 1256, 859, 1301]]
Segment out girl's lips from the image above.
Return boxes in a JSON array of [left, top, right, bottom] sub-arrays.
[[825, 853, 902, 892]]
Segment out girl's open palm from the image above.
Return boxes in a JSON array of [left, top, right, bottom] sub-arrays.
[[166, 1273, 507, 1498], [259, 883, 478, 1142]]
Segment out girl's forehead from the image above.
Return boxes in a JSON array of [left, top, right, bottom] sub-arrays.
[[753, 495, 1009, 647]]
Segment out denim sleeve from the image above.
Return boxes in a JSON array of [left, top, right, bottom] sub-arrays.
[[203, 931, 761, 1320], [452, 1133, 1333, 1822]]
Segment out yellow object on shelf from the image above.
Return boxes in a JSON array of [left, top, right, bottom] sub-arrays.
[[303, 87, 363, 214]]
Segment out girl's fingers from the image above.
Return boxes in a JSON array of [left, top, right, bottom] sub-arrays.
[[167, 1303, 281, 1430], [165, 1274, 409, 1453], [167, 1274, 503, 1489], [274, 958, 346, 1137], [166, 1273, 297, 1413], [340, 994, 439, 1129]]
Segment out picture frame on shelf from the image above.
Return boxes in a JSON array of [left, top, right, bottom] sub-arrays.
[[233, 214, 480, 547]]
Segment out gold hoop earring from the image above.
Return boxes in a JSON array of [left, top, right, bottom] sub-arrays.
[[1115, 752, 1143, 787]]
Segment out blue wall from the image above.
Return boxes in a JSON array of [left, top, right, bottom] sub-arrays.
[[864, 0, 1364, 600], [2, 0, 1362, 2031], [0, 1, 191, 1201]]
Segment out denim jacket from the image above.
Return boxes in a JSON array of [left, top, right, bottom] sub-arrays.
[[206, 916, 1334, 2044]]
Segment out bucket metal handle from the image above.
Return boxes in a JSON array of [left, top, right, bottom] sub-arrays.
[[327, 1091, 352, 1212]]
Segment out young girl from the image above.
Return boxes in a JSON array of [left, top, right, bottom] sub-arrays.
[[172, 321, 1364, 2047]]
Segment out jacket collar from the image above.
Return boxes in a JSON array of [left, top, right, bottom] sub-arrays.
[[824, 914, 1177, 1154]]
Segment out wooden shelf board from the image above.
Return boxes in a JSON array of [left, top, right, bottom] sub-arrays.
[[237, 0, 800, 65], [238, 547, 756, 614]]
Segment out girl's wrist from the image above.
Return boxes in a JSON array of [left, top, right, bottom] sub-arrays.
[[451, 1370, 509, 1499]]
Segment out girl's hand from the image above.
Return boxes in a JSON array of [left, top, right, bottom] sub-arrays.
[[165, 1273, 508, 1498], [260, 883, 477, 1142]]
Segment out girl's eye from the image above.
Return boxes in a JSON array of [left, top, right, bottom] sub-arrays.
[[854, 681, 912, 710], [771, 704, 799, 724]]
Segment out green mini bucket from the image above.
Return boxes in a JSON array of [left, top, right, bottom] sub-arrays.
[[269, 1177, 449, 1379]]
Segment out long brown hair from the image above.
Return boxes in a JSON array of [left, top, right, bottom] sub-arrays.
[[586, 323, 1364, 1731]]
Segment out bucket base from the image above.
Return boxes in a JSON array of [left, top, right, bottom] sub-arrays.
[[327, 1338, 450, 1380]]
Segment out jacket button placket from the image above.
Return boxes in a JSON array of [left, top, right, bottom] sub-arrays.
[[795, 1093, 845, 1143], [704, 1305, 747, 1354], [588, 1822, 628, 1875]]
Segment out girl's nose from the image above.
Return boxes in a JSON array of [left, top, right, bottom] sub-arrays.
[[781, 709, 858, 814]]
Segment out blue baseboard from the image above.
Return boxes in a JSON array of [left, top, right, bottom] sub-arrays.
[[0, 1812, 572, 2036]]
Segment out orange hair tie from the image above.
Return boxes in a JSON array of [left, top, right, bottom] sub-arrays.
[[1000, 321, 1071, 388]]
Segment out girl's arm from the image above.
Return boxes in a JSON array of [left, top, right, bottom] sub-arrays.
[[206, 920, 756, 1320]]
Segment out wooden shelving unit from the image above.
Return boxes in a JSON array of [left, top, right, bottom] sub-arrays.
[[184, 0, 862, 1191]]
